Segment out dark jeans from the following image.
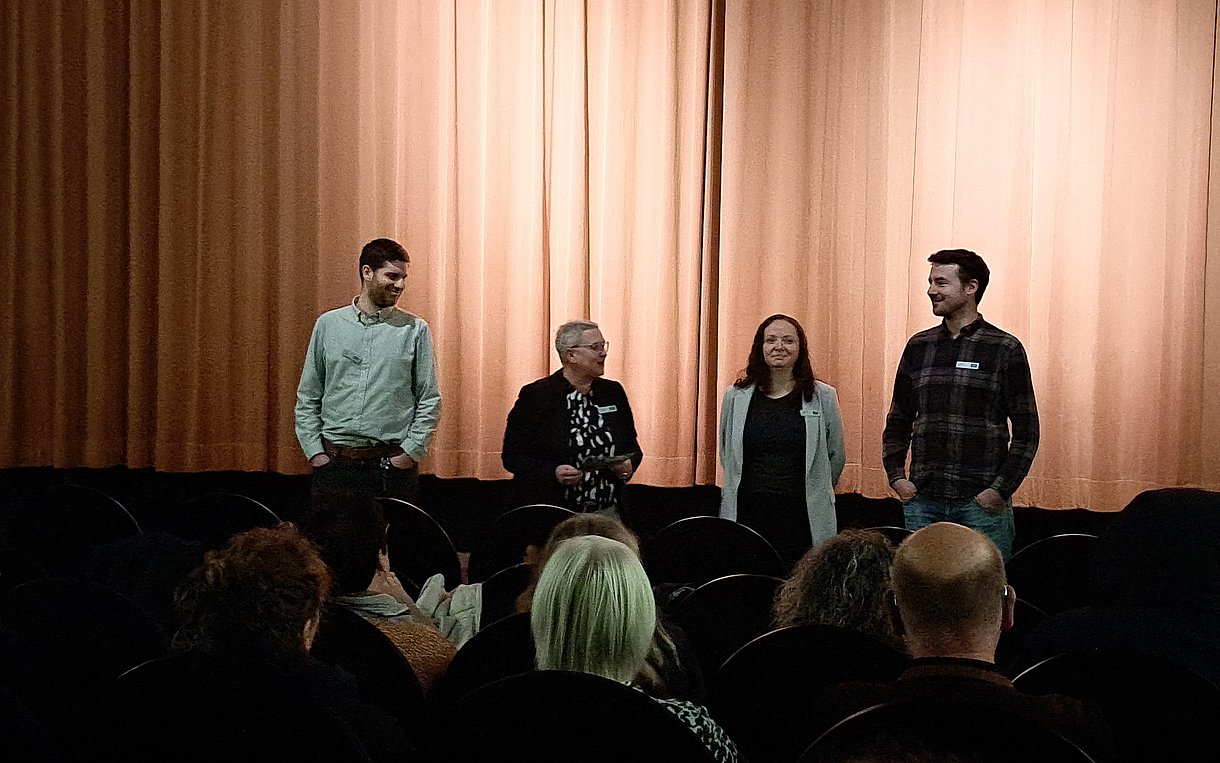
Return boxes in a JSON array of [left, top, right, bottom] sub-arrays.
[[903, 494, 1014, 560], [311, 458, 420, 504]]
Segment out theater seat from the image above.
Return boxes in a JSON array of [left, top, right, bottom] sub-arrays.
[[434, 670, 718, 762], [644, 516, 786, 587], [801, 697, 1095, 762]]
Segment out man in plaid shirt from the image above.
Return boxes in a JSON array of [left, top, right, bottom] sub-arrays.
[[882, 249, 1039, 559]]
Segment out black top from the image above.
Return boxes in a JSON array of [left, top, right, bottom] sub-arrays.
[[502, 370, 642, 510], [740, 389, 804, 497]]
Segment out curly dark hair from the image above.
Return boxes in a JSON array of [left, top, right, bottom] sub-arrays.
[[172, 526, 332, 658], [298, 491, 387, 595], [772, 529, 900, 649], [734, 313, 818, 401]]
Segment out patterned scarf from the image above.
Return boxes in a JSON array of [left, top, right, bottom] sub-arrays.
[[565, 388, 619, 513]]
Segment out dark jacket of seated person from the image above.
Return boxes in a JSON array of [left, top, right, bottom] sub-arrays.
[[814, 656, 1112, 760], [172, 525, 410, 761], [811, 522, 1113, 761]]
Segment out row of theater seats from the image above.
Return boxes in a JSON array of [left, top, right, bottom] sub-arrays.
[[0, 482, 1098, 611], [2, 484, 1218, 760]]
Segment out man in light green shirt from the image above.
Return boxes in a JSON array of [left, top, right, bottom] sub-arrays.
[[294, 238, 441, 501]]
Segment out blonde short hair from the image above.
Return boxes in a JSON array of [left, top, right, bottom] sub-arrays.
[[531, 535, 656, 683]]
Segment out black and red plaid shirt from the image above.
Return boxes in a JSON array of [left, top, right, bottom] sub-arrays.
[[882, 317, 1039, 501]]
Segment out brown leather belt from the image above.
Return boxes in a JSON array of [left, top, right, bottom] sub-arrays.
[[322, 439, 403, 461]]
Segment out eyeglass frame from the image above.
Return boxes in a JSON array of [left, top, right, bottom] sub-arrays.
[[568, 341, 610, 353]]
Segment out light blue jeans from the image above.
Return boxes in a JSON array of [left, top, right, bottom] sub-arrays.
[[903, 494, 1014, 560]]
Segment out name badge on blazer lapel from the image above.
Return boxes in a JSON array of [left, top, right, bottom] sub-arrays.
[[597, 404, 618, 414], [801, 409, 821, 417]]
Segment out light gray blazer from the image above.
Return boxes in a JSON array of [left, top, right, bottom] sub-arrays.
[[718, 380, 846, 547]]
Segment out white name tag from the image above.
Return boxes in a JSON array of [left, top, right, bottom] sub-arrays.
[[956, 361, 980, 370], [597, 404, 618, 414]]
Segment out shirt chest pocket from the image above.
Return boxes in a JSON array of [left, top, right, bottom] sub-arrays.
[[370, 346, 415, 384]]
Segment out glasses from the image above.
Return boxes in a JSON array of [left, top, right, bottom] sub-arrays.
[[570, 341, 610, 353], [763, 336, 798, 347]]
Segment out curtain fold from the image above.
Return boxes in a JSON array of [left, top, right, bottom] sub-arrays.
[[2, 0, 1217, 509]]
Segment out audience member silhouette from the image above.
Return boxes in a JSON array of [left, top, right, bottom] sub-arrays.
[[172, 525, 408, 758], [87, 530, 205, 637], [518, 513, 703, 701], [772, 528, 902, 650], [811, 522, 1112, 761], [531, 535, 739, 762], [299, 491, 455, 691]]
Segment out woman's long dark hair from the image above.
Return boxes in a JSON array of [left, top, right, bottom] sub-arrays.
[[734, 313, 817, 401]]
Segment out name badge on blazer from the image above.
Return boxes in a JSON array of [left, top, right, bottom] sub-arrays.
[[801, 409, 821, 417], [597, 404, 618, 414]]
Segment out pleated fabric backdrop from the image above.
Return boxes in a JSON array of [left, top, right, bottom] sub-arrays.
[[3, 0, 1219, 510]]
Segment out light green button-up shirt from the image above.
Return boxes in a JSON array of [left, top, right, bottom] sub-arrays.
[[294, 300, 441, 462]]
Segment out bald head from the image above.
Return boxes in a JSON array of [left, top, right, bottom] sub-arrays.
[[892, 523, 1010, 655]]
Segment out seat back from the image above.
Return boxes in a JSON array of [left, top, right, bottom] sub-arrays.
[[376, 498, 463, 597], [466, 504, 574, 583], [1005, 534, 1099, 614], [439, 670, 717, 762], [112, 652, 372, 762], [11, 485, 142, 579], [671, 573, 783, 677], [862, 525, 913, 547], [1013, 648, 1220, 763], [310, 604, 425, 734], [801, 697, 1096, 762], [644, 516, 786, 587], [165, 492, 281, 550], [995, 597, 1048, 672], [1, 578, 167, 689], [480, 562, 532, 628], [709, 624, 907, 763], [429, 612, 536, 707]]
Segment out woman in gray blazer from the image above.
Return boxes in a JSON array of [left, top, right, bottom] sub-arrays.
[[719, 314, 845, 564]]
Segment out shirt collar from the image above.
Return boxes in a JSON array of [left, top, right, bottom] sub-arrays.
[[350, 297, 396, 325], [939, 314, 986, 338], [900, 656, 1011, 688]]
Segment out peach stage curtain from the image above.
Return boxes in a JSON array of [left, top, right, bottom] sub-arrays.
[[2, 1, 1218, 510], [2, 0, 322, 472], [312, 0, 722, 484], [719, 0, 1220, 510]]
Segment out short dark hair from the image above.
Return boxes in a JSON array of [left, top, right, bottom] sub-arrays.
[[359, 238, 409, 278], [172, 526, 331, 658], [735, 313, 818, 401], [298, 491, 387, 595], [928, 249, 990, 304]]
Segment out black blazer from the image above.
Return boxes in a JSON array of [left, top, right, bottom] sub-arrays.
[[502, 370, 642, 510]]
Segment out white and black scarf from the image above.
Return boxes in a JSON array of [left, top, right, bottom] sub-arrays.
[[565, 389, 618, 513]]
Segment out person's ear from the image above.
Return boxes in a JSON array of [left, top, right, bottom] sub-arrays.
[[303, 611, 321, 651], [361, 264, 373, 284], [1000, 584, 1016, 632]]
